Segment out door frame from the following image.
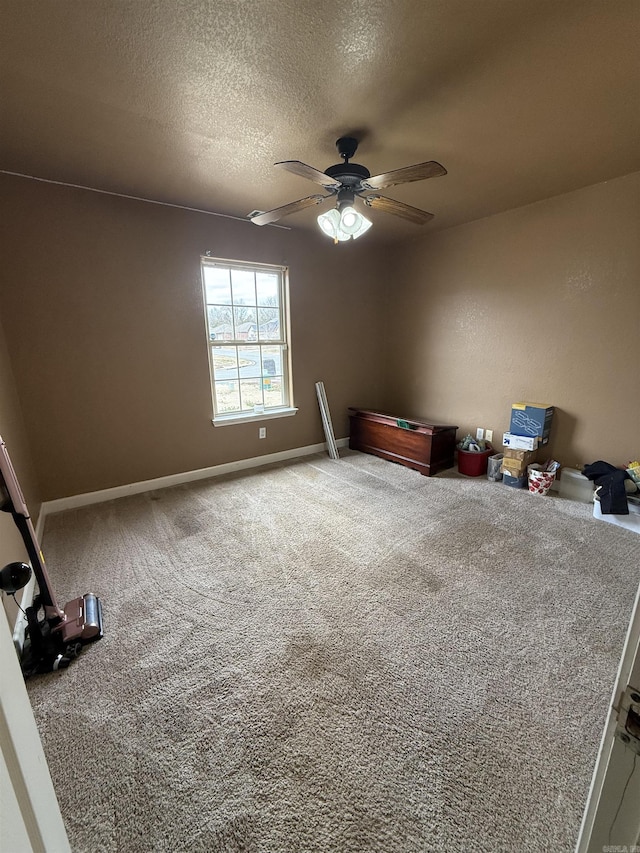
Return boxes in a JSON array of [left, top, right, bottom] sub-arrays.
[[576, 579, 640, 850], [0, 604, 70, 853]]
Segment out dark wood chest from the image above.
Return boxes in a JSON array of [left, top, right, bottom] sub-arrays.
[[348, 408, 458, 476]]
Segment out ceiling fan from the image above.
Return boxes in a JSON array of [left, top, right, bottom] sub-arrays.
[[250, 137, 447, 241]]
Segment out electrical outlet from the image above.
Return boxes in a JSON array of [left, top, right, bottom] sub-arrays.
[[259, 427, 266, 439], [476, 428, 484, 441], [486, 429, 493, 443]]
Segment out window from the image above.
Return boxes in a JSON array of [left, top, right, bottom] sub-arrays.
[[201, 257, 295, 423]]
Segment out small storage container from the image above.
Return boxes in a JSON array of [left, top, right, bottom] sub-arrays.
[[527, 465, 556, 495], [457, 445, 493, 477], [558, 468, 594, 503], [593, 496, 640, 534], [487, 453, 504, 481], [503, 471, 527, 488]]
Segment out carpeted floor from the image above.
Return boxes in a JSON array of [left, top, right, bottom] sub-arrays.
[[26, 451, 639, 852]]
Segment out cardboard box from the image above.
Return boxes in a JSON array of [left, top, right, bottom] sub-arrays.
[[503, 448, 538, 464], [501, 448, 538, 478], [509, 402, 554, 446], [501, 459, 529, 477], [503, 432, 539, 451]]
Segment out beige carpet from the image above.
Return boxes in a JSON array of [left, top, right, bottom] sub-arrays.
[[26, 451, 639, 852]]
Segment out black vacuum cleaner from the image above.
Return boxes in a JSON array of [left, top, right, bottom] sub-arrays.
[[0, 435, 103, 676]]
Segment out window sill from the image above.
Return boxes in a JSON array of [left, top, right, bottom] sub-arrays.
[[212, 407, 298, 427]]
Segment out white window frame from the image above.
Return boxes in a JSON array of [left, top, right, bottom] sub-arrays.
[[201, 256, 296, 425]]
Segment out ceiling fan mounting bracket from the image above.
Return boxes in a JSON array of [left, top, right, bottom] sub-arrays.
[[336, 136, 359, 162]]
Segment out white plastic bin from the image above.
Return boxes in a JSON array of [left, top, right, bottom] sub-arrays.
[[558, 468, 594, 503], [593, 498, 640, 534]]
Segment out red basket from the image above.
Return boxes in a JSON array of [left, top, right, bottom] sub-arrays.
[[457, 445, 493, 477]]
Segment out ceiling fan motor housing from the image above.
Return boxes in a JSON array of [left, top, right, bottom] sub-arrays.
[[324, 161, 370, 185]]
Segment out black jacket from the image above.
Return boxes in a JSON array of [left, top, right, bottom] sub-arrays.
[[582, 461, 630, 514]]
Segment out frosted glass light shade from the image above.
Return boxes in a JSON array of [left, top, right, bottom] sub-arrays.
[[348, 213, 372, 239], [339, 206, 359, 232], [318, 206, 372, 242], [317, 208, 341, 238]]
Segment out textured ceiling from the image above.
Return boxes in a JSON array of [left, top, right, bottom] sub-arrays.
[[1, 0, 639, 242]]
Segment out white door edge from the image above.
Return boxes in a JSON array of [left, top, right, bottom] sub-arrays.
[[0, 605, 70, 853], [576, 579, 640, 851]]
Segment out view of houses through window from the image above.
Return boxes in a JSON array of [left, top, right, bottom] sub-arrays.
[[201, 258, 290, 418]]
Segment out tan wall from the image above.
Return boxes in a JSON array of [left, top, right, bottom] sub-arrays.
[[384, 172, 640, 468], [0, 315, 42, 621], [1, 171, 638, 504], [0, 175, 387, 500]]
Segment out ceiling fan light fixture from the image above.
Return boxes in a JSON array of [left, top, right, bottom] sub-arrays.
[[344, 209, 372, 240], [317, 207, 341, 238], [339, 205, 359, 232], [318, 205, 372, 243]]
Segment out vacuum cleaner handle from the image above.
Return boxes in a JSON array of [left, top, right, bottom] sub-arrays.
[[0, 434, 29, 514], [0, 435, 66, 621]]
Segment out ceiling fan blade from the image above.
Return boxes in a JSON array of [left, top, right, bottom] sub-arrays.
[[361, 161, 447, 191], [250, 195, 327, 226], [363, 195, 434, 224], [275, 160, 342, 189]]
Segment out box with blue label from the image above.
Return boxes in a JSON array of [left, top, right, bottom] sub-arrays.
[[503, 432, 539, 451], [509, 402, 554, 446]]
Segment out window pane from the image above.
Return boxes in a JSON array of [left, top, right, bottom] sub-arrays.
[[261, 345, 282, 378], [212, 347, 238, 381], [237, 346, 261, 379], [263, 376, 284, 408], [256, 272, 279, 307], [204, 267, 232, 305], [208, 306, 233, 340], [239, 379, 263, 410], [258, 307, 280, 340], [231, 269, 256, 306], [215, 379, 241, 413], [233, 307, 257, 340]]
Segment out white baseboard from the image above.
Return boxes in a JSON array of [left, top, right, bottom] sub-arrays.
[[41, 438, 350, 516]]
